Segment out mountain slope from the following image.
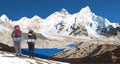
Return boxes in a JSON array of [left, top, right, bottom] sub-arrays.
[[41, 6, 120, 38], [0, 6, 119, 41], [11, 15, 44, 33]]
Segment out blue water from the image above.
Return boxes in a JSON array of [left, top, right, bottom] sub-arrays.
[[22, 44, 76, 58], [22, 48, 64, 58], [67, 44, 77, 48]]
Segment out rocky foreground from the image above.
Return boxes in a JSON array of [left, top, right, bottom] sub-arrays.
[[49, 40, 120, 64]]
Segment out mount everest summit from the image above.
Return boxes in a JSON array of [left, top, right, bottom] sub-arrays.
[[0, 6, 120, 37]]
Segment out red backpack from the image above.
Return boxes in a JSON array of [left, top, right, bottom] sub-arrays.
[[14, 25, 21, 37]]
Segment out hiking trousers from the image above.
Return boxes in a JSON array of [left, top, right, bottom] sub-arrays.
[[14, 42, 21, 56], [27, 42, 35, 58]]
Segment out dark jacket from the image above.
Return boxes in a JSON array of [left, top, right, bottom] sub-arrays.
[[28, 33, 36, 40]]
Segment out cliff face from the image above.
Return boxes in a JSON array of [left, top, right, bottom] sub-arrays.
[[101, 26, 120, 35]]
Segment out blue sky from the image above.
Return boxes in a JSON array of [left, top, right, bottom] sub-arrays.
[[0, 0, 120, 24]]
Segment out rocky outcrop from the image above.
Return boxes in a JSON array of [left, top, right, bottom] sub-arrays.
[[101, 26, 120, 36], [49, 41, 120, 63], [0, 43, 15, 52], [108, 25, 117, 35], [80, 47, 120, 63]]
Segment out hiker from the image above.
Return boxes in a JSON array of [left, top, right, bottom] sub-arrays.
[[27, 29, 36, 58], [11, 25, 22, 56]]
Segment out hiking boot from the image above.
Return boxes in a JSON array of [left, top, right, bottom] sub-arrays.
[[16, 55, 19, 57], [29, 56, 32, 58], [31, 56, 34, 59], [18, 55, 22, 57]]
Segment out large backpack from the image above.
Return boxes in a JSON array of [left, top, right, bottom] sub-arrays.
[[14, 25, 21, 37]]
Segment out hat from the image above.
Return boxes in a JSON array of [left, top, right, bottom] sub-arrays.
[[14, 25, 20, 29], [29, 29, 34, 33]]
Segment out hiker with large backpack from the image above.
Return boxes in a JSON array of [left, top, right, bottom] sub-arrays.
[[11, 25, 22, 57], [27, 29, 36, 58]]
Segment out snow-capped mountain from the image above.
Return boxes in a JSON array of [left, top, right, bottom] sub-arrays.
[[0, 14, 12, 32], [12, 15, 44, 33], [41, 6, 120, 37], [0, 14, 9, 21], [0, 25, 10, 32], [0, 6, 119, 36]]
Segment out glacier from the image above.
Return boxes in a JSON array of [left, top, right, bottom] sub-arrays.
[[0, 6, 119, 37]]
